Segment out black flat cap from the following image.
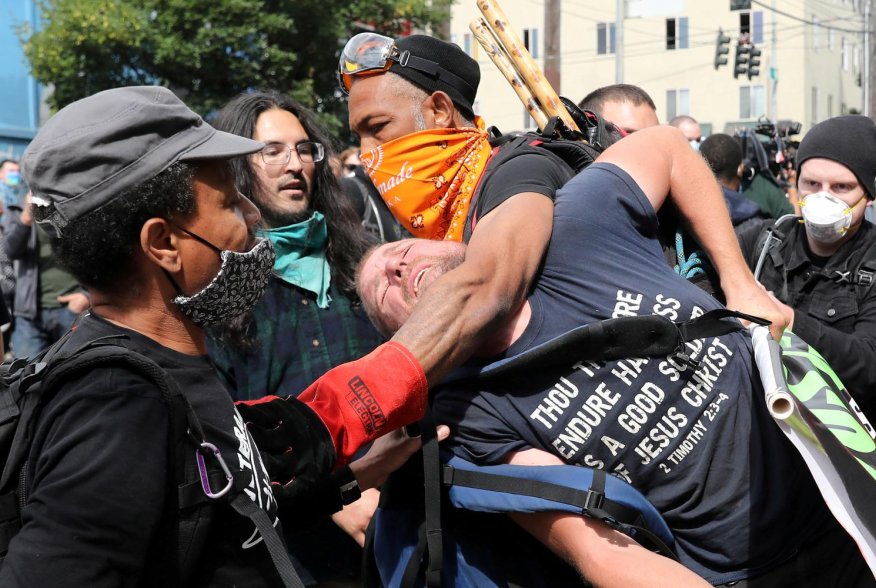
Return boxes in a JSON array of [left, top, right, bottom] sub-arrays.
[[22, 86, 264, 234]]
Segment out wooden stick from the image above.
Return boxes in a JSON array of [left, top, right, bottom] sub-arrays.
[[476, 0, 578, 132], [469, 18, 549, 129]]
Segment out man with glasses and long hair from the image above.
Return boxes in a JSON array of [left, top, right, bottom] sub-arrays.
[[207, 90, 388, 587]]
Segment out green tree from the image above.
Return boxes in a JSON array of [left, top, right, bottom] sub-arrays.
[[19, 0, 451, 130]]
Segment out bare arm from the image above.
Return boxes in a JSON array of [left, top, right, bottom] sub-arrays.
[[330, 488, 380, 547], [502, 448, 707, 587], [391, 193, 553, 384], [598, 125, 786, 339], [511, 511, 710, 588]]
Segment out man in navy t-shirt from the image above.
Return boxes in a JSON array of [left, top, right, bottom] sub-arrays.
[[357, 138, 874, 586]]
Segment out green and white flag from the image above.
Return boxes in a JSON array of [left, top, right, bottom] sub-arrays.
[[752, 326, 876, 575]]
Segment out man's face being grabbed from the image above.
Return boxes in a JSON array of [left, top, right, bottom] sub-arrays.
[[358, 238, 466, 336]]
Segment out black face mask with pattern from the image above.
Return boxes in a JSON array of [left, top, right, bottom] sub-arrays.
[[165, 222, 275, 327]]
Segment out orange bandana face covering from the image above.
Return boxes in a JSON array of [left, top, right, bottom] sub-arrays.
[[360, 117, 493, 241]]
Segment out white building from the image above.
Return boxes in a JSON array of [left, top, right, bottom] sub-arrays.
[[449, 0, 868, 136]]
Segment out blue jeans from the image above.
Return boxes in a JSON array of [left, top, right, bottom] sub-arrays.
[[11, 307, 78, 359]]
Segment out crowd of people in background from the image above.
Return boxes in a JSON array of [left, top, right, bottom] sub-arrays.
[[0, 29, 874, 588]]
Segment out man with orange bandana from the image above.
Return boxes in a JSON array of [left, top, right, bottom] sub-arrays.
[[333, 32, 786, 394]]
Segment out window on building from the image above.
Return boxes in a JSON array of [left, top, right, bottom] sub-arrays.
[[666, 17, 689, 50], [752, 11, 764, 43], [828, 27, 835, 51], [740, 12, 750, 38], [523, 28, 539, 59], [666, 88, 690, 120], [739, 85, 765, 119], [813, 15, 820, 49], [812, 86, 818, 124], [828, 94, 834, 118], [597, 22, 616, 55], [854, 44, 861, 71]]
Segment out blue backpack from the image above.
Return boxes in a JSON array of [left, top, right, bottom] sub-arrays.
[[369, 451, 676, 588], [366, 309, 763, 588]]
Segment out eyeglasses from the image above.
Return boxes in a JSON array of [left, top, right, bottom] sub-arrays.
[[258, 141, 325, 166], [337, 32, 444, 94]]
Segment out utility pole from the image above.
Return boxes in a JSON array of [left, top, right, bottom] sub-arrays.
[[615, 0, 624, 83], [771, 0, 778, 124], [866, 0, 874, 118], [544, 0, 561, 91]]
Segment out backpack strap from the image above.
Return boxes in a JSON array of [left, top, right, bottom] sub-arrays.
[[752, 214, 797, 283], [400, 406, 444, 588], [464, 308, 766, 383], [463, 128, 585, 242], [395, 399, 678, 588], [441, 459, 677, 560], [853, 237, 876, 300], [0, 328, 93, 492], [229, 494, 306, 588], [0, 338, 306, 588]]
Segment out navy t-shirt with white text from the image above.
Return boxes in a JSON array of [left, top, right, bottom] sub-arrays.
[[433, 163, 831, 584]]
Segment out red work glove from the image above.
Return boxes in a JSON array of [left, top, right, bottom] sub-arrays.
[[298, 341, 428, 465], [237, 341, 427, 473]]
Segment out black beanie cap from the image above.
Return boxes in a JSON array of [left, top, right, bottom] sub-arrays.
[[795, 115, 876, 199]]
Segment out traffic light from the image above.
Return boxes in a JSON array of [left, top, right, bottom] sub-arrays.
[[734, 42, 750, 79], [747, 44, 762, 79], [714, 29, 731, 69]]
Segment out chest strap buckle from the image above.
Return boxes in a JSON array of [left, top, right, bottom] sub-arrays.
[[857, 269, 874, 287]]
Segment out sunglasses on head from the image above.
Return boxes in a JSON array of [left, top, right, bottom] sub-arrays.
[[337, 32, 447, 94]]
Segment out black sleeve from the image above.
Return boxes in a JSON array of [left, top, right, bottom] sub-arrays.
[[792, 290, 876, 412], [473, 152, 572, 223], [0, 369, 170, 588], [0, 295, 9, 328], [2, 208, 31, 261]]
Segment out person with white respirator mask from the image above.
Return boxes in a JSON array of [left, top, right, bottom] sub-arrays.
[[737, 115, 876, 421]]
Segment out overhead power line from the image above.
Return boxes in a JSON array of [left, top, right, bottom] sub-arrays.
[[750, 0, 870, 34]]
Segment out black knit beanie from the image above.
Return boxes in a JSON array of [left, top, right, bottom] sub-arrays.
[[389, 35, 480, 120], [795, 115, 876, 198]]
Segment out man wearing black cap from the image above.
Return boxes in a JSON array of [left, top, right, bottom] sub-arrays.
[[738, 115, 876, 419], [0, 86, 431, 587], [334, 32, 786, 393]]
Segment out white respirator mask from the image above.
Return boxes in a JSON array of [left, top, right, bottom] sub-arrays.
[[799, 191, 863, 244]]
